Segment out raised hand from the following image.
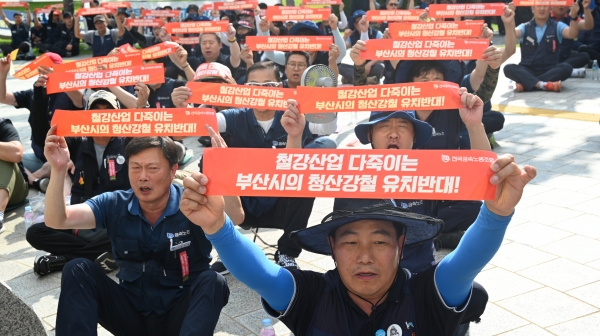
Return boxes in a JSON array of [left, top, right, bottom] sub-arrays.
[[44, 125, 71, 172], [281, 99, 306, 139], [486, 155, 537, 216], [350, 40, 367, 66], [457, 87, 483, 129], [181, 172, 226, 235]]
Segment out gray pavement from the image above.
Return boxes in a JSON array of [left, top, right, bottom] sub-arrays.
[[0, 49, 599, 335]]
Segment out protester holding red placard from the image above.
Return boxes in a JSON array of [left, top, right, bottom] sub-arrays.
[[27, 90, 132, 277], [503, 4, 581, 91], [115, 7, 147, 48], [550, 0, 595, 74], [38, 10, 78, 58], [257, 13, 347, 70], [172, 61, 337, 273], [187, 25, 244, 81], [317, 2, 349, 35], [180, 117, 536, 336], [74, 12, 125, 57], [0, 5, 34, 60]]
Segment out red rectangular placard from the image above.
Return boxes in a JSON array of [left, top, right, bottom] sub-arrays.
[[246, 36, 333, 51], [186, 82, 296, 110], [389, 20, 484, 38], [52, 53, 143, 73], [203, 148, 498, 200], [52, 108, 218, 137], [512, 0, 574, 5], [126, 19, 163, 27], [366, 10, 424, 22], [265, 7, 331, 21], [142, 9, 181, 18], [428, 3, 506, 17], [164, 21, 228, 34], [296, 82, 461, 113], [46, 64, 165, 94], [361, 38, 489, 60]]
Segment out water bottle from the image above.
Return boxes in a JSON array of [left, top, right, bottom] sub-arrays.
[[24, 206, 34, 233], [259, 319, 276, 336], [508, 80, 515, 97], [592, 60, 599, 81]]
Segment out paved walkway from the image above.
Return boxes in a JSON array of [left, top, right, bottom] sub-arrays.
[[0, 50, 599, 335]]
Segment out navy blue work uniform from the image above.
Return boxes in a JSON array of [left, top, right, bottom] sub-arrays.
[[148, 78, 187, 109], [550, 12, 591, 68], [339, 28, 385, 84], [0, 21, 30, 56], [393, 199, 438, 274], [218, 108, 330, 258], [503, 19, 572, 91], [56, 185, 229, 336], [30, 26, 47, 45], [264, 267, 484, 336], [414, 110, 483, 234]]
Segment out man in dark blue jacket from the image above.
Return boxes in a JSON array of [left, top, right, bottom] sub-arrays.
[[0, 7, 33, 59], [504, 5, 581, 92]]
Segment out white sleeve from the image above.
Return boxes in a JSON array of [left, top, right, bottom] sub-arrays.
[[217, 113, 227, 133], [333, 28, 347, 64], [220, 32, 230, 46], [339, 11, 348, 30], [258, 28, 286, 65], [308, 118, 337, 136], [360, 31, 370, 41]]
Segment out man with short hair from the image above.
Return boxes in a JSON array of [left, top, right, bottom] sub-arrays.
[[282, 51, 310, 88], [74, 12, 124, 57], [504, 5, 581, 92], [188, 29, 242, 80], [550, 1, 594, 72], [0, 118, 28, 234], [180, 130, 537, 336], [0, 7, 33, 59], [43, 133, 233, 335]]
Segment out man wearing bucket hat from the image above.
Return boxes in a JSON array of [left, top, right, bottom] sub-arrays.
[[339, 11, 384, 84], [180, 136, 537, 336]]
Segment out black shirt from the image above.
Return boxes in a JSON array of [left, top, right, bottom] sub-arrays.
[[148, 78, 187, 108], [264, 266, 467, 336], [188, 52, 242, 80]]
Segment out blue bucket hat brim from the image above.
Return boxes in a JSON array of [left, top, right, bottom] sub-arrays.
[[354, 111, 433, 149], [348, 10, 366, 31], [289, 20, 323, 36]]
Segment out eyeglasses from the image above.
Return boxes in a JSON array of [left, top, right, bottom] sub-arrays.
[[245, 82, 280, 87], [287, 62, 307, 69]]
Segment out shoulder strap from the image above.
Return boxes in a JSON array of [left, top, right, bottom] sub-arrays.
[[84, 142, 95, 199]]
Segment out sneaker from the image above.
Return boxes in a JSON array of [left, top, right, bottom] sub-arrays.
[[275, 251, 299, 270], [32, 178, 50, 193], [34, 254, 67, 276], [545, 81, 562, 92], [571, 68, 586, 78], [434, 231, 465, 250], [515, 83, 525, 92], [210, 257, 229, 275], [0, 220, 5, 234], [95, 252, 117, 273]]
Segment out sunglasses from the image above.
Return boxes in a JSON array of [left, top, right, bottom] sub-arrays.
[[245, 82, 280, 87]]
